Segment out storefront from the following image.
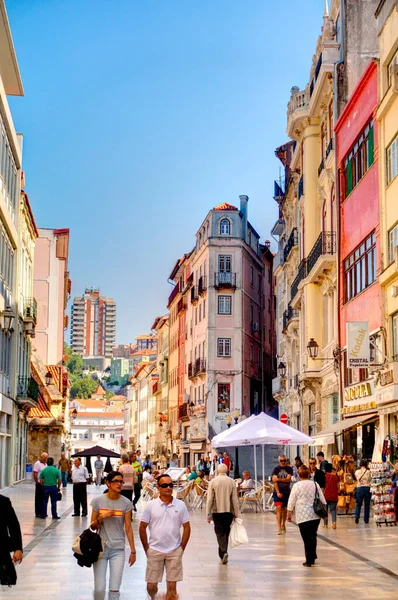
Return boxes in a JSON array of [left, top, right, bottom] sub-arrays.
[[374, 364, 398, 462]]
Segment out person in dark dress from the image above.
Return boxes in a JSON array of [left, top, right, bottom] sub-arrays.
[[0, 494, 23, 587]]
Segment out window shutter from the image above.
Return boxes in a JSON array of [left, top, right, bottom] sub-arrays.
[[346, 159, 353, 195], [367, 126, 374, 168]]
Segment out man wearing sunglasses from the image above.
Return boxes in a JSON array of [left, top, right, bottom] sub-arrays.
[[139, 474, 191, 600], [309, 458, 326, 489], [272, 455, 293, 535]]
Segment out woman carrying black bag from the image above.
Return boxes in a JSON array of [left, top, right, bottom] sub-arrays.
[[0, 494, 23, 586], [287, 465, 327, 567]]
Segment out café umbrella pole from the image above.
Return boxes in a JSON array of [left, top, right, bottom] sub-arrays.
[[254, 444, 257, 490], [262, 444, 265, 511]]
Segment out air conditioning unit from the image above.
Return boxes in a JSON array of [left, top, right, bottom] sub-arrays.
[[183, 394, 190, 404], [252, 322, 260, 332]]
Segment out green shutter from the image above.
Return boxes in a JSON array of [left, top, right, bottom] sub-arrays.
[[368, 126, 374, 168], [346, 158, 353, 195]]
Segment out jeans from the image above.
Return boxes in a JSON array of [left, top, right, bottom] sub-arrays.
[[212, 513, 234, 559], [61, 472, 69, 488], [43, 486, 58, 518], [133, 482, 141, 507], [325, 500, 337, 524], [298, 519, 320, 565], [355, 486, 371, 522], [93, 545, 125, 600], [35, 482, 44, 517]]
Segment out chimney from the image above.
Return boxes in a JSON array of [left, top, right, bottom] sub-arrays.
[[239, 195, 248, 242]]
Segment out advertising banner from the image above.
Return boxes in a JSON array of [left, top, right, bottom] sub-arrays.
[[347, 321, 370, 368]]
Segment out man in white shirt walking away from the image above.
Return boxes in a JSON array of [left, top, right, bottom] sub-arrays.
[[71, 458, 90, 517], [33, 452, 48, 518], [206, 463, 239, 564], [139, 474, 191, 600]]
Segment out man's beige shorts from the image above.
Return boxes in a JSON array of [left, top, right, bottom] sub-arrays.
[[145, 546, 184, 582]]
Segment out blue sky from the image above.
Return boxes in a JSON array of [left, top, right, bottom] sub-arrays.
[[7, 0, 324, 344]]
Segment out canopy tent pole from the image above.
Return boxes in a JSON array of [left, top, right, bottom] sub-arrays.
[[262, 444, 265, 511], [254, 444, 257, 490]]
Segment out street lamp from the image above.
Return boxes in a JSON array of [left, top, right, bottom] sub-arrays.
[[2, 306, 15, 336], [225, 414, 232, 428], [278, 361, 287, 378], [232, 409, 240, 425], [45, 371, 54, 386], [189, 401, 195, 416], [306, 338, 319, 359]]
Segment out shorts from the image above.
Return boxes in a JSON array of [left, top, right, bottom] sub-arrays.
[[273, 491, 290, 507], [145, 546, 183, 583]]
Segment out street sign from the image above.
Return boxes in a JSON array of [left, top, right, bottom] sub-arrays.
[[280, 413, 288, 425]]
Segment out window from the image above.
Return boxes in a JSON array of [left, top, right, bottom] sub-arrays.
[[217, 338, 231, 357], [308, 403, 316, 457], [392, 313, 398, 360], [258, 274, 262, 291], [98, 433, 105, 439], [388, 224, 398, 264], [343, 120, 374, 197], [219, 255, 231, 272], [344, 232, 376, 302], [343, 352, 368, 386], [250, 344, 254, 363], [250, 305, 254, 324], [250, 266, 254, 286], [387, 133, 398, 185], [388, 49, 398, 88], [220, 219, 230, 235], [203, 299, 206, 318], [217, 383, 231, 412], [109, 434, 115, 439], [268, 298, 271, 313], [199, 304, 202, 322]]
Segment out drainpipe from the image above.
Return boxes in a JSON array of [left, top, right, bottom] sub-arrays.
[[334, 0, 346, 447]]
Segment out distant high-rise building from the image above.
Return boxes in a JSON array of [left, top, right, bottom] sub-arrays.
[[70, 288, 116, 358]]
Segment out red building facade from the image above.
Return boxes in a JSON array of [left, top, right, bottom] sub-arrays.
[[335, 60, 381, 459]]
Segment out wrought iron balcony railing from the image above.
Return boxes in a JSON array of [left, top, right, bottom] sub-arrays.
[[214, 272, 236, 289], [306, 232, 336, 275], [195, 358, 206, 375], [283, 228, 298, 262], [188, 363, 195, 379], [198, 276, 207, 295], [283, 304, 299, 331], [291, 259, 307, 301], [17, 376, 39, 402], [191, 286, 199, 304], [178, 404, 189, 420], [23, 298, 37, 323], [326, 138, 333, 159], [318, 157, 325, 177]]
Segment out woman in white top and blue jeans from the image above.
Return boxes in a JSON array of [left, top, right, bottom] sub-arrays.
[[287, 465, 326, 567], [90, 471, 136, 600], [354, 459, 372, 524]]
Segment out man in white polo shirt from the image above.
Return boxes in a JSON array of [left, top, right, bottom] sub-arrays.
[[71, 458, 90, 517], [139, 474, 191, 600], [33, 452, 48, 517]]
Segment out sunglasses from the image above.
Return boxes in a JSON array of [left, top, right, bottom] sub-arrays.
[[111, 479, 124, 484], [309, 462, 316, 465], [159, 483, 174, 489], [279, 460, 287, 463]]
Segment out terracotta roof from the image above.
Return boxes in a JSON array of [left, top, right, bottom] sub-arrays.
[[75, 411, 123, 419], [29, 395, 52, 418], [136, 334, 156, 340], [92, 384, 106, 396], [130, 349, 156, 357], [214, 202, 238, 211], [72, 399, 107, 408]]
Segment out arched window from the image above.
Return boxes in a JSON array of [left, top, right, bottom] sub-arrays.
[[220, 219, 230, 235]]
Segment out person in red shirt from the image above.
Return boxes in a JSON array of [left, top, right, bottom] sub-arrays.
[[223, 452, 231, 473], [323, 463, 340, 529]]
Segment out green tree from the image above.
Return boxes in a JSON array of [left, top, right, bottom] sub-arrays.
[[70, 377, 98, 399], [104, 391, 114, 401], [65, 351, 85, 375]]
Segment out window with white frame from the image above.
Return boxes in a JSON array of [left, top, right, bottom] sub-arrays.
[[220, 219, 230, 235], [392, 312, 398, 360], [217, 338, 231, 357], [98, 433, 105, 439], [387, 133, 398, 185], [388, 223, 398, 264], [218, 295, 231, 314], [218, 255, 231, 272]]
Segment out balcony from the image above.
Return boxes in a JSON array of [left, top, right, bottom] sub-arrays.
[[283, 228, 298, 262], [195, 358, 206, 376], [167, 283, 180, 308], [326, 138, 333, 160], [318, 157, 325, 177], [188, 363, 196, 379], [190, 286, 199, 304], [287, 87, 309, 138], [198, 276, 207, 296], [291, 259, 307, 302], [177, 298, 187, 315], [298, 176, 304, 200], [273, 248, 284, 274], [306, 232, 336, 281], [23, 298, 37, 336], [214, 272, 236, 290], [272, 376, 285, 395], [178, 403, 189, 421], [17, 376, 39, 410], [283, 304, 299, 332]]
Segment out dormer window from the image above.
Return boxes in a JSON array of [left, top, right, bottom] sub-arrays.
[[220, 219, 231, 235]]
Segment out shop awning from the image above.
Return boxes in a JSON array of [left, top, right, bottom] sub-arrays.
[[310, 413, 378, 446]]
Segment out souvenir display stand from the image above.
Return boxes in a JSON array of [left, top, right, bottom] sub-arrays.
[[370, 462, 397, 527]]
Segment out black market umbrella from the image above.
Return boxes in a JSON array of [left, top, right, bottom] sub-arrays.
[[71, 445, 121, 458], [104, 457, 113, 473], [85, 456, 93, 475]]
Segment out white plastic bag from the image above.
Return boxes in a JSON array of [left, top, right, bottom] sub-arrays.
[[230, 518, 249, 548]]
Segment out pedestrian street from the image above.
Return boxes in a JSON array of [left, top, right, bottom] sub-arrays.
[[1, 484, 398, 599]]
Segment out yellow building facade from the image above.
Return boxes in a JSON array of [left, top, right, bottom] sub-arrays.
[[375, 0, 398, 442]]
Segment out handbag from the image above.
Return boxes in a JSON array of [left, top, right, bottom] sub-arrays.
[[230, 518, 249, 548], [337, 495, 346, 509], [313, 482, 328, 518], [57, 491, 62, 501]]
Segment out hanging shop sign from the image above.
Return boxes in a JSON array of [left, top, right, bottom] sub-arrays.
[[347, 321, 370, 368], [344, 382, 373, 402], [375, 364, 398, 406]]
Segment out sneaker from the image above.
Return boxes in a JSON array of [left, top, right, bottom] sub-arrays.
[[355, 517, 359, 524], [222, 553, 229, 565], [323, 524, 328, 528], [332, 523, 336, 529]]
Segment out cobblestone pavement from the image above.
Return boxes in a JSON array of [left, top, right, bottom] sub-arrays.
[[1, 483, 398, 599]]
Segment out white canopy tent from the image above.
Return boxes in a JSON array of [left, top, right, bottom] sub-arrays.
[[212, 412, 314, 510]]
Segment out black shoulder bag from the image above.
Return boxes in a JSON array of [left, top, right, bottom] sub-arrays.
[[313, 482, 328, 518]]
